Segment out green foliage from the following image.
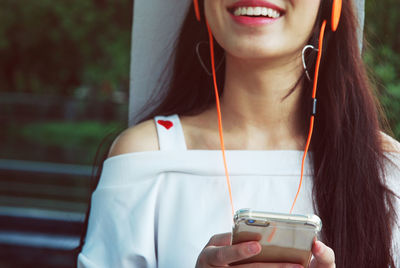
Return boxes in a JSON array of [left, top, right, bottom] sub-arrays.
[[364, 0, 400, 139], [19, 121, 122, 148], [4, 121, 124, 164], [0, 0, 132, 97]]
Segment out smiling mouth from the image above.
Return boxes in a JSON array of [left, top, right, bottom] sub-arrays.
[[228, 6, 283, 18]]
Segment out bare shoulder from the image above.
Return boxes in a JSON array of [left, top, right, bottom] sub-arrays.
[[381, 133, 400, 196], [381, 132, 400, 154], [108, 119, 159, 158]]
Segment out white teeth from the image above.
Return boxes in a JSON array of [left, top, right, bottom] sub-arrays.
[[232, 6, 281, 18], [261, 7, 268, 16]]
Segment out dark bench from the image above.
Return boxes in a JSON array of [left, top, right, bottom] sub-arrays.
[[0, 160, 94, 268]]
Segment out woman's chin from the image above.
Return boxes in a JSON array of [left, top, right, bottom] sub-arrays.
[[227, 48, 297, 63]]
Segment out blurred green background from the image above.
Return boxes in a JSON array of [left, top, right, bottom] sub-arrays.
[[0, 0, 131, 165], [365, 0, 400, 137]]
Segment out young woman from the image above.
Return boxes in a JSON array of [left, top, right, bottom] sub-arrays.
[[78, 0, 400, 267]]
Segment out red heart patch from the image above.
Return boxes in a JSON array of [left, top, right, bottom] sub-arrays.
[[157, 120, 173, 130]]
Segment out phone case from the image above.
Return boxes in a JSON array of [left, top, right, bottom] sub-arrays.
[[231, 209, 322, 267]]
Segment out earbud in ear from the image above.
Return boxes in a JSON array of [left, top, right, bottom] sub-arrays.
[[331, 0, 342, 31]]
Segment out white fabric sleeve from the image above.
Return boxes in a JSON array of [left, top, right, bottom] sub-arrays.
[[77, 159, 159, 268], [391, 195, 400, 267], [385, 153, 400, 267]]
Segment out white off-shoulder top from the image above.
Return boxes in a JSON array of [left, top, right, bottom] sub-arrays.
[[78, 114, 400, 267]]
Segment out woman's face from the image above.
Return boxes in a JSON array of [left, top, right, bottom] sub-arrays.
[[204, 0, 321, 61]]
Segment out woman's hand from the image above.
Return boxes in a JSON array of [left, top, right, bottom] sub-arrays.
[[310, 241, 336, 268], [196, 233, 303, 268]]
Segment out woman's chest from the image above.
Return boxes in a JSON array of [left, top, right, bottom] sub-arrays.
[[151, 174, 315, 267]]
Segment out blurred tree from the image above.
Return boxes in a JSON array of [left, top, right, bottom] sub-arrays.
[[364, 0, 400, 138], [0, 0, 132, 98]]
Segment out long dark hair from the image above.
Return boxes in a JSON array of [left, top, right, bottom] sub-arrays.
[[80, 1, 398, 267]]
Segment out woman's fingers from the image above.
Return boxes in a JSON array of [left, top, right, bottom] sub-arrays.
[[310, 241, 336, 268], [234, 263, 303, 268], [197, 233, 308, 268], [196, 233, 262, 267], [206, 232, 232, 247], [203, 241, 261, 266]]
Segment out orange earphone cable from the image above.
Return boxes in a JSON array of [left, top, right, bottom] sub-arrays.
[[290, 117, 314, 213], [193, 0, 201, 21], [206, 21, 235, 218], [197, 0, 330, 217], [205, 20, 327, 216], [289, 20, 327, 213], [312, 21, 327, 99]]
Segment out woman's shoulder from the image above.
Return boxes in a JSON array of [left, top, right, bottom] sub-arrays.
[[108, 119, 159, 158], [381, 132, 400, 154], [380, 133, 400, 195]]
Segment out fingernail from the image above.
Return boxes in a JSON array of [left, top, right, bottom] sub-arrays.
[[246, 242, 260, 254]]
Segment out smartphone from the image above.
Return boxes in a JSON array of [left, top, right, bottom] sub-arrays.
[[231, 209, 322, 267]]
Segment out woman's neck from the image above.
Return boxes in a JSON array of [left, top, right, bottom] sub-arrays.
[[217, 54, 306, 150]]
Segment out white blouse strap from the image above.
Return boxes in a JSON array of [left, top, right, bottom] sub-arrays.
[[154, 114, 187, 151]]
